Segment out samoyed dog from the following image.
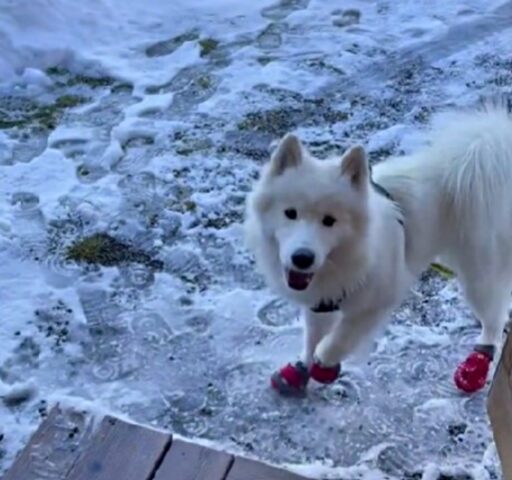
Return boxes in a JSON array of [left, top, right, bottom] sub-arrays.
[[244, 100, 512, 396]]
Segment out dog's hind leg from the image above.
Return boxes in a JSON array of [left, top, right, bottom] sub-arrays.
[[454, 268, 511, 393]]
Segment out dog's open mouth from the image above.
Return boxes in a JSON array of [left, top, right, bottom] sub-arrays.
[[286, 269, 314, 291]]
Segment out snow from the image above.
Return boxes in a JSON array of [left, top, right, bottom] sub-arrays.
[[1, 0, 511, 478]]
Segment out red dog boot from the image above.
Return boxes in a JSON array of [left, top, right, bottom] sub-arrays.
[[310, 357, 341, 384], [271, 361, 310, 396], [454, 349, 493, 394]]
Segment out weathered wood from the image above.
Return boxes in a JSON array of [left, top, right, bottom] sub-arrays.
[[154, 438, 233, 480], [65, 416, 171, 480], [3, 404, 94, 480], [4, 408, 313, 480], [226, 457, 310, 480], [488, 329, 512, 480]]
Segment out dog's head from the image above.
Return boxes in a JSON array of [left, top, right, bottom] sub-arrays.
[[246, 133, 371, 296]]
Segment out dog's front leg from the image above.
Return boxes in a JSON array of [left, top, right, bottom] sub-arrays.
[[311, 307, 390, 383], [270, 308, 339, 396], [301, 308, 340, 366]]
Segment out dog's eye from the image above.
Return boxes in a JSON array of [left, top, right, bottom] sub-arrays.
[[322, 215, 336, 227], [284, 208, 297, 220]]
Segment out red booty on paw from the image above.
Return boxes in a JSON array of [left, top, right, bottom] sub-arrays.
[[454, 351, 492, 393], [310, 359, 341, 384], [271, 362, 310, 396]]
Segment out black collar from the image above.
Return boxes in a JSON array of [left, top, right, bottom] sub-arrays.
[[310, 167, 402, 313], [311, 296, 345, 313]]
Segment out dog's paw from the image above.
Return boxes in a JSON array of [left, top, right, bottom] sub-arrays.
[[310, 358, 341, 384], [271, 362, 310, 396], [454, 351, 491, 393]]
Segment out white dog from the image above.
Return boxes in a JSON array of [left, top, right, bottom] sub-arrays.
[[244, 99, 512, 396]]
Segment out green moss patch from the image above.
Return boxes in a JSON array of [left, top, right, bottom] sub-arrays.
[[55, 95, 88, 108], [66, 75, 114, 88], [66, 233, 163, 269], [0, 95, 89, 131], [46, 66, 115, 89], [430, 262, 456, 279], [198, 38, 219, 57]]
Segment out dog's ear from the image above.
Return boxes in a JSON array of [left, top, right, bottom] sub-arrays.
[[340, 145, 368, 188], [269, 133, 303, 175]]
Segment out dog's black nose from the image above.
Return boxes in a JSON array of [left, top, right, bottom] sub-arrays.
[[291, 249, 315, 270]]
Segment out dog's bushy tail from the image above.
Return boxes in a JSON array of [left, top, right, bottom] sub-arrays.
[[476, 92, 512, 115], [429, 96, 512, 227]]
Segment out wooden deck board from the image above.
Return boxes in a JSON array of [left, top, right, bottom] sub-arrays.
[[3, 406, 312, 480], [226, 457, 308, 480], [153, 438, 233, 480], [65, 416, 171, 480], [488, 329, 512, 480], [3, 405, 93, 480]]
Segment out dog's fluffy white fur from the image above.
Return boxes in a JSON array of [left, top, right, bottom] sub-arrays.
[[245, 100, 512, 368]]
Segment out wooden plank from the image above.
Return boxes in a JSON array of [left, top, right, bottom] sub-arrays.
[[5, 406, 313, 480], [3, 404, 94, 480], [226, 457, 310, 480], [488, 329, 512, 480], [65, 416, 171, 480], [153, 438, 232, 480]]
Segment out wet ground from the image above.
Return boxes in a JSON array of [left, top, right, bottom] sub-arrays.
[[1, 1, 512, 478]]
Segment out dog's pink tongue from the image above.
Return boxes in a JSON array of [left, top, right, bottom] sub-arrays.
[[287, 270, 312, 291]]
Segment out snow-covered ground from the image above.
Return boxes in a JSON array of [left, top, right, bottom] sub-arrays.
[[1, 0, 512, 478]]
